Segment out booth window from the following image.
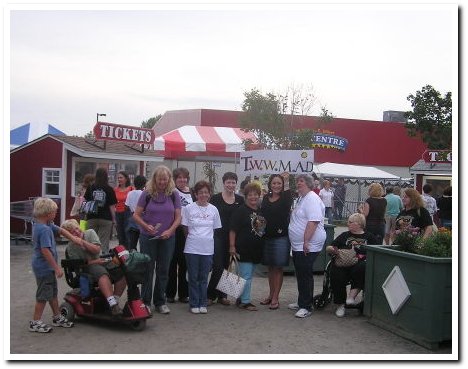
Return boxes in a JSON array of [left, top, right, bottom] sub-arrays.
[[42, 168, 61, 198]]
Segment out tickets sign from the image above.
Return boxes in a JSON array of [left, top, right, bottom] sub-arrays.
[[93, 122, 155, 145], [422, 150, 452, 163]]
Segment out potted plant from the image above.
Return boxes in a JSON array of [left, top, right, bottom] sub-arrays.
[[363, 228, 452, 349]]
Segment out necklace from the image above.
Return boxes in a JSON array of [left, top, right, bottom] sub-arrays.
[[196, 203, 209, 219]]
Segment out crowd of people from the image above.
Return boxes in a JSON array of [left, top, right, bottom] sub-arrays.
[[28, 166, 452, 333]]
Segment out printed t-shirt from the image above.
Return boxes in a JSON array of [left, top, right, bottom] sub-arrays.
[[396, 207, 433, 233], [331, 231, 378, 258], [84, 184, 117, 221]]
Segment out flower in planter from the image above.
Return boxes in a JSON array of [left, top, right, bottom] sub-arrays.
[[393, 226, 421, 253], [414, 228, 452, 257]]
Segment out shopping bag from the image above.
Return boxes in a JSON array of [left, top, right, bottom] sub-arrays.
[[70, 195, 83, 217], [216, 256, 246, 299]]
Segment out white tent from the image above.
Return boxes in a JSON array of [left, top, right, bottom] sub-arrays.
[[315, 162, 400, 180]]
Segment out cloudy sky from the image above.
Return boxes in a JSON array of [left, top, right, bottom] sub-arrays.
[[8, 2, 457, 137]]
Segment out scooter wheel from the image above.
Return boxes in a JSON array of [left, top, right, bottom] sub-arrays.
[[312, 295, 326, 310], [130, 320, 146, 331], [60, 302, 75, 322]]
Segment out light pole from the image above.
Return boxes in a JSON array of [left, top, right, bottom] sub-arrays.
[[97, 113, 106, 123]]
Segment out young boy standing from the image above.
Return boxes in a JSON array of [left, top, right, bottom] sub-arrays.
[[29, 197, 83, 333]]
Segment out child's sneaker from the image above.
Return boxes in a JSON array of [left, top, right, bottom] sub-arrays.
[[52, 315, 74, 328], [29, 320, 52, 333]]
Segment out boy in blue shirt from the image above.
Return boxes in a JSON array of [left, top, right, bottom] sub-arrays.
[[30, 197, 84, 333]]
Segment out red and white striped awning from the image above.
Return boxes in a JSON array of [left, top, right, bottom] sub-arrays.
[[154, 125, 257, 157]]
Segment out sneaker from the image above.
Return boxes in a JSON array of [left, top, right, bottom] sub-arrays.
[[190, 307, 200, 314], [288, 302, 299, 311], [335, 304, 345, 318], [199, 307, 208, 314], [110, 304, 123, 316], [295, 308, 312, 318], [158, 304, 170, 314], [346, 297, 356, 305], [52, 315, 74, 328], [29, 320, 52, 333]]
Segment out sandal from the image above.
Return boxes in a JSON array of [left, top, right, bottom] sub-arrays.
[[219, 298, 231, 306], [260, 298, 272, 305], [238, 303, 258, 311], [269, 302, 280, 310]]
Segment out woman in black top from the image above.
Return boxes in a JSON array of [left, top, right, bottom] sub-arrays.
[[84, 168, 117, 254], [358, 182, 387, 245], [207, 172, 244, 305], [229, 183, 266, 311], [259, 173, 293, 310], [396, 188, 433, 238], [437, 186, 452, 228]]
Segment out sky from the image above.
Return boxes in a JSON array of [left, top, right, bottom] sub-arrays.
[[7, 2, 458, 138]]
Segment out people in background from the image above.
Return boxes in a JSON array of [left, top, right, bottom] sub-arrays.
[[132, 165, 181, 315], [166, 167, 194, 304], [383, 186, 403, 245], [358, 182, 387, 245], [207, 172, 244, 306], [84, 168, 117, 254], [114, 171, 134, 248], [229, 183, 266, 311], [333, 178, 347, 220], [239, 175, 251, 196], [396, 188, 433, 238], [422, 184, 438, 222], [325, 213, 378, 318], [437, 186, 452, 229], [182, 181, 221, 314], [288, 174, 326, 318], [125, 175, 147, 251], [319, 179, 334, 224], [312, 179, 321, 195], [260, 173, 293, 310]]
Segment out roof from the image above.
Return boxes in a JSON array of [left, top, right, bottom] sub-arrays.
[[11, 134, 164, 162], [409, 159, 452, 175], [315, 162, 401, 180], [10, 122, 65, 149], [153, 125, 258, 158]]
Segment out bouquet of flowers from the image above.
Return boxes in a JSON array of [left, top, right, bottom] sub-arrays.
[[393, 225, 421, 253]]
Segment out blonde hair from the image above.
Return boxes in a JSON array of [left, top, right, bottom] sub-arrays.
[[33, 198, 58, 218], [403, 188, 425, 209], [146, 165, 175, 196], [348, 213, 366, 229], [368, 182, 384, 197], [61, 219, 80, 231]]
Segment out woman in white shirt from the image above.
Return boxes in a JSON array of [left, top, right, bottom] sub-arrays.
[[288, 174, 326, 318], [125, 175, 146, 251], [182, 180, 222, 314], [319, 179, 334, 224]]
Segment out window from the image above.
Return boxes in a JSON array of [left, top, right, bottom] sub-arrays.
[[42, 168, 61, 198], [423, 176, 452, 199]]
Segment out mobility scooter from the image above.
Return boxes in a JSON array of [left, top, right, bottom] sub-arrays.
[[59, 245, 151, 331]]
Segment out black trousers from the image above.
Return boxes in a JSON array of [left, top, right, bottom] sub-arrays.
[[207, 233, 231, 300], [166, 227, 188, 299], [330, 260, 366, 304]]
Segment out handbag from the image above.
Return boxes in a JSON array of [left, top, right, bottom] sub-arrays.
[[334, 248, 358, 267], [216, 255, 246, 299]]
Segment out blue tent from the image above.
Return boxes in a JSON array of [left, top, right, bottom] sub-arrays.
[[10, 122, 66, 149]]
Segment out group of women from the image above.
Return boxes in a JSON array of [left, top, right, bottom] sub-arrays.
[[74, 166, 446, 320]]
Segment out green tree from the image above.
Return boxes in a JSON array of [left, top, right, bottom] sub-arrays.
[[141, 115, 162, 129], [240, 86, 333, 150], [404, 85, 452, 149], [83, 130, 95, 139], [202, 161, 218, 190]]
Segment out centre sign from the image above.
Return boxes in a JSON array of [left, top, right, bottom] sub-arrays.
[[93, 122, 155, 145]]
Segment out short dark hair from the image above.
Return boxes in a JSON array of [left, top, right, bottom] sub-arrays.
[[133, 175, 147, 190], [222, 172, 238, 183], [193, 180, 212, 195], [386, 186, 394, 194], [423, 184, 433, 194], [118, 171, 131, 187], [173, 167, 190, 182]]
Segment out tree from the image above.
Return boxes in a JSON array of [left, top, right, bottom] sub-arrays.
[[239, 85, 333, 150], [202, 161, 218, 190], [404, 85, 452, 149], [141, 115, 162, 129]]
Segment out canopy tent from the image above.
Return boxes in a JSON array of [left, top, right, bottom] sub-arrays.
[[10, 122, 66, 149], [153, 125, 257, 158], [315, 162, 400, 180]]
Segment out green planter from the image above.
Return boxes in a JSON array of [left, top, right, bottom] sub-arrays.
[[363, 245, 452, 350]]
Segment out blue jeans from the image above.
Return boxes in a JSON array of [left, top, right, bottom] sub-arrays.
[[238, 262, 256, 304], [115, 209, 131, 247], [325, 207, 333, 224], [139, 233, 175, 307], [292, 251, 319, 311], [185, 253, 213, 308]]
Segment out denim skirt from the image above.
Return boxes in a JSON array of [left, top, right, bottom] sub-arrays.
[[262, 236, 291, 267]]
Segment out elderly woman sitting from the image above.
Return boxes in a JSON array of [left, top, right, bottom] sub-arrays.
[[61, 219, 127, 316], [325, 213, 378, 318]]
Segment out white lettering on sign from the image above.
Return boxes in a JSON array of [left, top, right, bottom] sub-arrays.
[[93, 122, 155, 144]]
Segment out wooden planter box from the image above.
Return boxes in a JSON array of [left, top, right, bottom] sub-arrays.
[[363, 245, 452, 350]]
